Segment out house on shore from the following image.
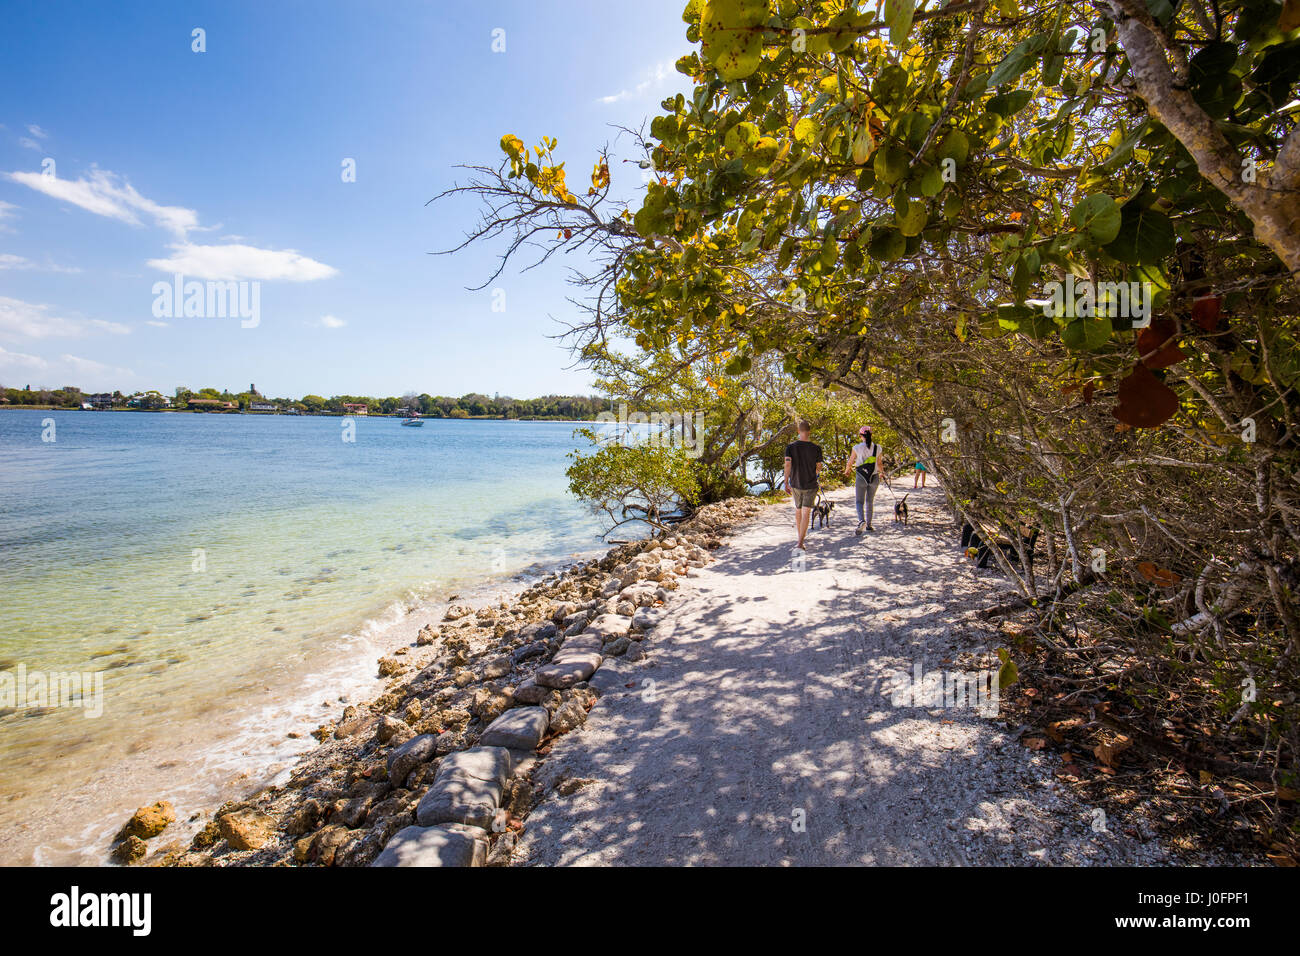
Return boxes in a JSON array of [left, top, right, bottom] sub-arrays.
[[249, 401, 277, 412], [187, 398, 237, 412], [342, 403, 369, 416]]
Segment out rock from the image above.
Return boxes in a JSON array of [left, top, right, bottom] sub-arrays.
[[191, 820, 221, 849], [334, 715, 376, 740], [305, 825, 351, 866], [436, 746, 513, 789], [116, 801, 175, 841], [416, 624, 439, 645], [371, 824, 487, 867], [479, 706, 549, 751], [311, 722, 336, 742], [624, 642, 646, 662], [375, 715, 413, 746], [603, 637, 632, 657], [512, 642, 548, 665], [481, 655, 512, 680], [535, 653, 601, 689], [444, 603, 474, 621], [487, 830, 517, 866], [217, 809, 275, 851], [336, 828, 385, 868], [512, 678, 548, 704], [415, 747, 512, 828], [550, 699, 589, 735], [520, 621, 557, 642], [386, 733, 437, 786], [586, 614, 631, 641], [551, 602, 578, 624], [284, 799, 323, 836], [377, 657, 406, 678], [434, 731, 470, 754], [403, 699, 423, 724], [615, 600, 636, 616], [432, 707, 472, 732], [333, 794, 377, 829], [473, 687, 512, 721], [111, 835, 148, 865]]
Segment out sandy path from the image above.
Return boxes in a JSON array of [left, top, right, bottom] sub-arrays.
[[514, 482, 1175, 866]]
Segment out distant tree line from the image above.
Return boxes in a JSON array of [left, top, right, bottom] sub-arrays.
[[1, 383, 609, 419]]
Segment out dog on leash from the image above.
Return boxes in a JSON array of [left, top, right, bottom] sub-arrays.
[[893, 494, 909, 525], [812, 494, 834, 529]]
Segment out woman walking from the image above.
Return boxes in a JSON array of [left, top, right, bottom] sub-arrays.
[[844, 426, 885, 534]]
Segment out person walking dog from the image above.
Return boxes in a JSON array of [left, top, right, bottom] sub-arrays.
[[844, 426, 885, 534], [784, 420, 823, 551]]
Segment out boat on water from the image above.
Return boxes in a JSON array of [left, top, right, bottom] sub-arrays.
[[400, 417, 424, 427]]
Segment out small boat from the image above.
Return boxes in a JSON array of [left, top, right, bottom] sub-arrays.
[[400, 417, 424, 427]]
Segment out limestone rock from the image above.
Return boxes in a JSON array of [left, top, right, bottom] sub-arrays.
[[218, 808, 275, 851], [116, 801, 175, 841], [479, 706, 549, 751], [371, 824, 487, 867]]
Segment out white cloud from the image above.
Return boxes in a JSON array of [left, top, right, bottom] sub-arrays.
[[3, 167, 200, 237], [0, 253, 81, 273], [144, 320, 169, 328], [26, 125, 48, 140], [0, 295, 130, 339], [0, 200, 17, 232], [18, 137, 42, 151], [0, 347, 132, 387], [146, 242, 337, 281], [0, 344, 48, 370], [316, 314, 346, 328], [599, 60, 675, 105], [60, 353, 132, 378]]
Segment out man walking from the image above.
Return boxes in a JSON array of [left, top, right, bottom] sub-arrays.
[[844, 425, 885, 534], [784, 420, 823, 551]]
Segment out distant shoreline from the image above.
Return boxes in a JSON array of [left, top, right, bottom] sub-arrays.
[[0, 407, 603, 422]]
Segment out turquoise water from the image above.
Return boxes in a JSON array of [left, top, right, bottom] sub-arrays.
[[0, 409, 608, 864]]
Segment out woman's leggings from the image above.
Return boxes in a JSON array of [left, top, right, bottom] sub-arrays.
[[855, 473, 881, 524]]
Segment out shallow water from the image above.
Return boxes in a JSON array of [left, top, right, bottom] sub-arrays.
[[0, 409, 608, 864]]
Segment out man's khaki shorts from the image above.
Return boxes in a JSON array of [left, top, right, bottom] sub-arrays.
[[791, 487, 818, 509]]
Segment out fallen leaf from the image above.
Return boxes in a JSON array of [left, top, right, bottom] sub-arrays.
[[1094, 735, 1132, 767], [1021, 736, 1048, 750], [1138, 561, 1182, 587]]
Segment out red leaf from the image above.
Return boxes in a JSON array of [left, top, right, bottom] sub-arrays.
[[1137, 318, 1185, 369], [1191, 294, 1221, 332], [1082, 382, 1095, 404], [1136, 318, 1175, 353], [1113, 363, 1179, 428]]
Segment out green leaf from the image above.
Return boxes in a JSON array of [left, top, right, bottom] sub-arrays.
[[701, 0, 767, 80], [885, 0, 915, 48], [1070, 194, 1122, 245], [987, 32, 1049, 88], [1103, 203, 1175, 265], [1061, 315, 1114, 350]]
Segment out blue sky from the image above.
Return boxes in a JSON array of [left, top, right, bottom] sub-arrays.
[[0, 0, 693, 398]]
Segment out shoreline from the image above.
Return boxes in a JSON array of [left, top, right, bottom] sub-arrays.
[[4, 539, 612, 867], [114, 497, 760, 867]]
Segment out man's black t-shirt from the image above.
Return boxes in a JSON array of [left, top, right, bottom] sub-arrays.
[[784, 440, 823, 490]]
